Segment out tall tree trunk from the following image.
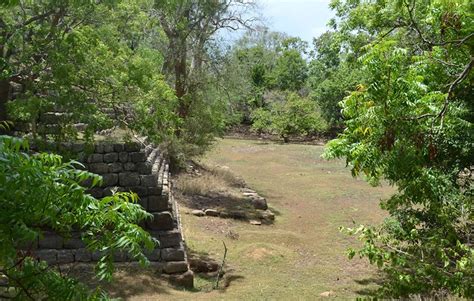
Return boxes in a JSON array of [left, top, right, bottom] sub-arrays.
[[0, 79, 9, 121]]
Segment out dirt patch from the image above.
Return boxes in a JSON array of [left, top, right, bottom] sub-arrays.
[[246, 247, 274, 260]]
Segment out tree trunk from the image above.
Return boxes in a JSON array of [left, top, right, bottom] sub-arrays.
[[0, 79, 9, 121]]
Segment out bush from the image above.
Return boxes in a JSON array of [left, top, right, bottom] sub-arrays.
[[251, 92, 327, 142]]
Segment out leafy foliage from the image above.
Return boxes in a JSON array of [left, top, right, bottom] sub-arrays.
[[0, 135, 156, 298], [251, 92, 327, 142], [324, 0, 473, 297]]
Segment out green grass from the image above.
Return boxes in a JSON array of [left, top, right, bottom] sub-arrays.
[[106, 138, 395, 300]]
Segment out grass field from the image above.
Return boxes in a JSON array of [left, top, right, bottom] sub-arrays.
[[105, 138, 395, 300]]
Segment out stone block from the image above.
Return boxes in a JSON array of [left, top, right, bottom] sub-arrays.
[[147, 212, 174, 231], [95, 144, 105, 153], [36, 249, 57, 264], [148, 196, 169, 212], [161, 248, 185, 262], [163, 261, 188, 274], [102, 173, 118, 186], [57, 250, 74, 264], [103, 152, 118, 163], [113, 143, 125, 152], [87, 154, 103, 163], [138, 197, 148, 210], [113, 251, 128, 262], [140, 174, 157, 187], [144, 248, 161, 261], [89, 163, 109, 174], [169, 270, 194, 289], [147, 187, 162, 196], [205, 209, 219, 217], [125, 142, 141, 152], [39, 232, 63, 249], [64, 237, 85, 249], [91, 251, 104, 261], [119, 152, 129, 163], [108, 163, 122, 173], [88, 187, 103, 198], [136, 162, 153, 174], [130, 152, 146, 163], [158, 230, 182, 248], [75, 249, 92, 262], [128, 186, 148, 197], [124, 162, 136, 171], [103, 144, 114, 153], [119, 172, 140, 186], [71, 143, 85, 153]]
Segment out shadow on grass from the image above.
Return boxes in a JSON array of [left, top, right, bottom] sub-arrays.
[[354, 277, 385, 297], [68, 263, 174, 299], [187, 248, 245, 292]]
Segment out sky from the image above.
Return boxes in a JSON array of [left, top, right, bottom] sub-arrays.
[[259, 0, 335, 43]]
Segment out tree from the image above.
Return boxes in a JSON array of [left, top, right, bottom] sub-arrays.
[[272, 41, 308, 92], [251, 92, 327, 142], [1, 1, 179, 145], [324, 0, 473, 297], [0, 135, 155, 299]]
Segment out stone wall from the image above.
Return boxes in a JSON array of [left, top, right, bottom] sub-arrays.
[[28, 141, 193, 287]]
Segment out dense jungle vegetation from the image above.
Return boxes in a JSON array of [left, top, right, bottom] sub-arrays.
[[0, 0, 472, 299]]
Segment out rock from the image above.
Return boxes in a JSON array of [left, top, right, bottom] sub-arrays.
[[228, 210, 246, 219], [169, 270, 194, 289], [57, 250, 74, 264], [259, 210, 275, 222], [118, 152, 128, 163], [108, 163, 122, 173], [103, 152, 118, 163], [241, 188, 255, 193], [147, 212, 174, 230], [163, 261, 188, 274], [125, 142, 141, 152], [319, 291, 336, 297], [130, 152, 146, 162], [191, 210, 205, 217], [89, 163, 108, 174], [35, 249, 57, 264], [102, 173, 118, 186], [204, 209, 219, 217], [219, 211, 230, 218], [75, 249, 92, 262], [249, 220, 262, 225], [140, 174, 157, 187], [144, 248, 161, 261], [158, 230, 182, 248], [87, 153, 103, 163], [251, 196, 268, 210], [161, 248, 185, 261], [123, 162, 136, 171], [148, 195, 169, 212], [119, 172, 140, 186], [242, 192, 258, 197], [189, 258, 219, 273], [39, 232, 63, 249]]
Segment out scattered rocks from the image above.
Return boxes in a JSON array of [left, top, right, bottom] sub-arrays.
[[250, 196, 268, 210], [258, 210, 275, 223], [191, 209, 205, 216], [320, 291, 336, 297], [204, 209, 219, 216]]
